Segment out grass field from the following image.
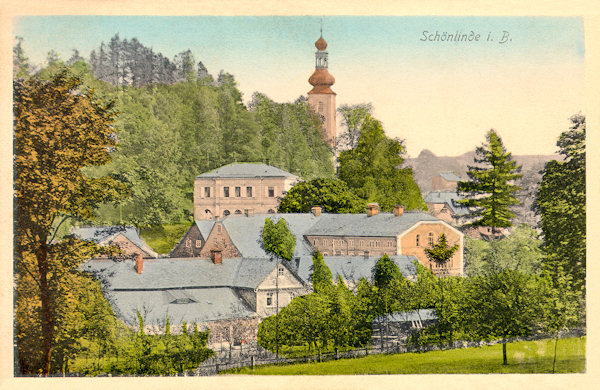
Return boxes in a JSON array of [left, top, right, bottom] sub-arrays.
[[223, 337, 585, 375], [140, 223, 190, 254]]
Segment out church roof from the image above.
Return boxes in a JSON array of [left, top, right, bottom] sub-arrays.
[[196, 163, 299, 179]]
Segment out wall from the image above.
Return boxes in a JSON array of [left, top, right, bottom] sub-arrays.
[[399, 221, 463, 276], [170, 224, 204, 258], [198, 222, 241, 259], [307, 93, 336, 147], [194, 176, 298, 220], [305, 235, 397, 257], [255, 265, 308, 317]]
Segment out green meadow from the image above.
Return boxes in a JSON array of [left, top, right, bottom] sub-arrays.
[[223, 337, 585, 375]]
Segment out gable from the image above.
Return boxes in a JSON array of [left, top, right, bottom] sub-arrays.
[[199, 222, 241, 259], [257, 262, 305, 290], [109, 233, 154, 258], [170, 224, 205, 258]]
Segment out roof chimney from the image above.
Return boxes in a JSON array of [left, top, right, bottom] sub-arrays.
[[311, 206, 322, 217], [394, 205, 404, 217], [135, 253, 143, 274], [366, 203, 379, 217], [211, 250, 222, 264]]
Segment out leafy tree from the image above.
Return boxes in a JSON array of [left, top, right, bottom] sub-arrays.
[[14, 71, 127, 375], [463, 270, 538, 365], [458, 129, 522, 233], [262, 218, 296, 261], [310, 250, 334, 294], [336, 103, 373, 150], [278, 178, 366, 214], [537, 114, 586, 290], [423, 233, 459, 339], [372, 254, 405, 349], [465, 224, 543, 277], [538, 267, 583, 373], [338, 115, 426, 211]]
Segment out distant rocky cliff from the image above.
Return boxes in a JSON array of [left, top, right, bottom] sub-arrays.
[[405, 149, 559, 227]]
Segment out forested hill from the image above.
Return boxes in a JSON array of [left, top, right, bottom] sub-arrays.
[[20, 35, 335, 226], [89, 34, 208, 87]]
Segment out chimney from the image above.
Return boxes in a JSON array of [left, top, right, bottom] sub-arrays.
[[366, 203, 379, 217], [211, 250, 222, 264], [311, 206, 322, 217], [394, 205, 404, 217], [135, 253, 143, 274]]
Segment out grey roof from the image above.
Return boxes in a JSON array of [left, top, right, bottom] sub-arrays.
[[222, 214, 319, 258], [375, 309, 437, 323], [106, 287, 257, 327], [296, 254, 418, 284], [424, 191, 470, 216], [439, 172, 462, 182], [303, 212, 440, 237], [196, 163, 299, 179], [71, 226, 158, 258], [195, 220, 216, 239], [82, 257, 282, 290]]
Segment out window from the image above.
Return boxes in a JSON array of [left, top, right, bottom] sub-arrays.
[[349, 240, 354, 247], [234, 210, 242, 215], [268, 209, 275, 214], [266, 293, 273, 307], [223, 187, 230, 197], [217, 225, 222, 233], [268, 187, 275, 197], [388, 241, 393, 247], [313, 239, 318, 245], [278, 267, 284, 276], [195, 240, 202, 248], [416, 234, 420, 247], [235, 187, 241, 197], [335, 250, 341, 256], [223, 210, 230, 216], [318, 101, 324, 113], [204, 187, 211, 197], [360, 240, 364, 247], [428, 232, 435, 246], [246, 186, 253, 197], [185, 239, 192, 248]]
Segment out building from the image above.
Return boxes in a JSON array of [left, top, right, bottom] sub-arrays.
[[72, 226, 158, 259], [431, 172, 462, 191], [172, 205, 464, 277], [307, 33, 336, 148], [193, 163, 300, 220], [424, 191, 470, 226]]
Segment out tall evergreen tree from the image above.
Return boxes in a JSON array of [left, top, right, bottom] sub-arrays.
[[310, 250, 334, 294], [457, 129, 522, 233], [537, 115, 586, 291]]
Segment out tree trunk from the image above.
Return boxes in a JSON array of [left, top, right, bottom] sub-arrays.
[[37, 242, 53, 376], [502, 341, 507, 365], [552, 335, 559, 373]]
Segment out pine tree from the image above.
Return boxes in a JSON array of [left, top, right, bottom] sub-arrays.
[[458, 129, 522, 234]]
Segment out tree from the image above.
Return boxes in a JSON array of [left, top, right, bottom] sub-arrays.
[[338, 115, 426, 211], [14, 70, 127, 375], [372, 254, 405, 350], [465, 224, 544, 277], [423, 233, 459, 340], [310, 250, 334, 294], [13, 36, 31, 79], [336, 103, 373, 150], [463, 270, 538, 365], [457, 129, 522, 233], [278, 178, 365, 214], [262, 218, 296, 261], [537, 115, 586, 290]]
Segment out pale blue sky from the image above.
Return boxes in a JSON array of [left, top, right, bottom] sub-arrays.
[[14, 16, 585, 156]]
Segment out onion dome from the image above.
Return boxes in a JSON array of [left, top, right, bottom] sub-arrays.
[[315, 37, 327, 51], [308, 68, 335, 94]]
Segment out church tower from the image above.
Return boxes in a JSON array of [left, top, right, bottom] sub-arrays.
[[308, 32, 336, 148]]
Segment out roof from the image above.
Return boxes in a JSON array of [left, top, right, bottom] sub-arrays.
[[82, 257, 282, 290], [439, 172, 462, 182], [303, 212, 440, 237], [375, 309, 437, 324], [296, 254, 418, 284], [195, 220, 216, 239], [105, 287, 257, 327], [424, 191, 470, 216], [71, 226, 158, 258], [196, 163, 299, 179], [222, 214, 319, 258]]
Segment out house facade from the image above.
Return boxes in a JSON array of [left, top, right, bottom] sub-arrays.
[[193, 163, 300, 220], [72, 226, 158, 259]]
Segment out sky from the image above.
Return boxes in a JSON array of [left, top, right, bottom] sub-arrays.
[[13, 16, 585, 157]]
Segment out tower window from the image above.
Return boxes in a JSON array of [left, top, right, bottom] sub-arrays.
[[318, 101, 324, 113]]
